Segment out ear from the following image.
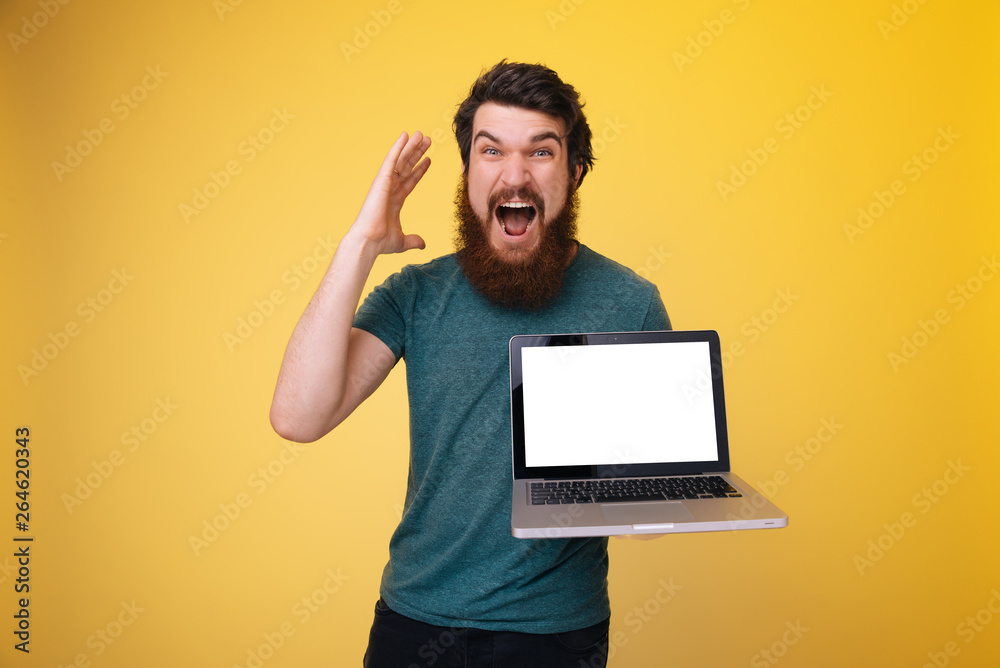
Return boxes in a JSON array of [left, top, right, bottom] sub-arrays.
[[572, 162, 583, 188]]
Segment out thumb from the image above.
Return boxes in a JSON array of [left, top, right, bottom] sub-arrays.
[[400, 234, 426, 252]]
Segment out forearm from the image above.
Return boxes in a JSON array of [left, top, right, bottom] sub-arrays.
[[269, 131, 430, 441], [269, 231, 381, 442]]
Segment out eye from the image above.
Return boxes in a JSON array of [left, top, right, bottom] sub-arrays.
[[533, 148, 554, 157], [482, 147, 501, 156]]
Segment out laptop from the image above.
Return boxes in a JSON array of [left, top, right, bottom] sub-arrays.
[[509, 329, 788, 538]]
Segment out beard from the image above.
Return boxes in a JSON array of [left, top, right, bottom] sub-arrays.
[[454, 174, 579, 311]]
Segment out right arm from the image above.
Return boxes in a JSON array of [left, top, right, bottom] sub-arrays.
[[269, 131, 432, 443]]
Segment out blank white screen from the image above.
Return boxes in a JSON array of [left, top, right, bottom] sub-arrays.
[[521, 341, 718, 468]]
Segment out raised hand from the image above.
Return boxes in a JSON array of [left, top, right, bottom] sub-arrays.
[[351, 131, 432, 256], [270, 130, 434, 442]]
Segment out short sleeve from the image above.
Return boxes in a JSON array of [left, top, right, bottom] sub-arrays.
[[352, 272, 409, 360], [642, 285, 672, 331]]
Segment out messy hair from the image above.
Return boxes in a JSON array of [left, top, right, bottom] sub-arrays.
[[453, 61, 595, 186]]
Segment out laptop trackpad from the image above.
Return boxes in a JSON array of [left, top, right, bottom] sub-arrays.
[[601, 501, 696, 525]]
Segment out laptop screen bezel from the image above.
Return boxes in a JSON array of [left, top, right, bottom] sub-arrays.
[[509, 330, 731, 480]]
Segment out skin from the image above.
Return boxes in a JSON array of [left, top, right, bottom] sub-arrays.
[[269, 104, 580, 443], [268, 104, 664, 540], [466, 102, 582, 263], [269, 130, 431, 442]]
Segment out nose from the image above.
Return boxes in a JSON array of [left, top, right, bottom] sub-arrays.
[[500, 153, 530, 189]]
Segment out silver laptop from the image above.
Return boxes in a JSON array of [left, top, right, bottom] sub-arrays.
[[509, 330, 788, 538]]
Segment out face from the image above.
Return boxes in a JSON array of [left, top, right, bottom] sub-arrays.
[[465, 102, 582, 263]]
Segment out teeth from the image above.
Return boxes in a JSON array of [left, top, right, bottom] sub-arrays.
[[499, 218, 533, 233], [499, 219, 533, 233]]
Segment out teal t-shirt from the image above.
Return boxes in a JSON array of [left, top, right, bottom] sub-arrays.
[[353, 243, 671, 633]]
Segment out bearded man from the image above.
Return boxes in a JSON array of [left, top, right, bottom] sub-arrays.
[[270, 61, 670, 667]]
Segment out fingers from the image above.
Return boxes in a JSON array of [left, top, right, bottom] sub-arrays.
[[393, 132, 432, 187], [378, 132, 410, 183], [410, 154, 432, 182], [355, 131, 431, 256], [613, 533, 666, 541], [400, 233, 426, 252]]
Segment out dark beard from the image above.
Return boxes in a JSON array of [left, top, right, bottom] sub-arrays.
[[453, 174, 579, 311]]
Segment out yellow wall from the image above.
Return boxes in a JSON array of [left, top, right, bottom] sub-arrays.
[[3, 0, 998, 666]]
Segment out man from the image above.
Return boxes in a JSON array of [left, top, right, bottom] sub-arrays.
[[270, 61, 670, 667]]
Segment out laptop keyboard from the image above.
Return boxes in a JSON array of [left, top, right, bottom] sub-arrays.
[[529, 476, 743, 505]]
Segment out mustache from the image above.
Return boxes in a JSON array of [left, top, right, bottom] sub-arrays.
[[454, 173, 579, 311], [487, 186, 545, 219]]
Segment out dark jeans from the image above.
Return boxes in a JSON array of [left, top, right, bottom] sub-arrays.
[[363, 598, 609, 668]]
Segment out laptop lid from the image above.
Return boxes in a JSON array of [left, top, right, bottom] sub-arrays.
[[510, 330, 730, 481]]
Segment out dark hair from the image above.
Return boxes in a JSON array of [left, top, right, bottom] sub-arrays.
[[453, 61, 595, 187]]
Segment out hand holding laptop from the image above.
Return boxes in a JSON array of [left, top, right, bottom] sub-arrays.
[[509, 330, 788, 538]]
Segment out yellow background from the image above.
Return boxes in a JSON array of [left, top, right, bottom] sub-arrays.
[[3, 0, 999, 666]]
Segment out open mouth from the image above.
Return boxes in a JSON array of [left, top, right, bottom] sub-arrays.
[[496, 201, 538, 237]]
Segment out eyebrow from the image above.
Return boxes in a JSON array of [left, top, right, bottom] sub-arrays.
[[473, 130, 564, 145], [530, 131, 563, 144], [474, 130, 502, 145]]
